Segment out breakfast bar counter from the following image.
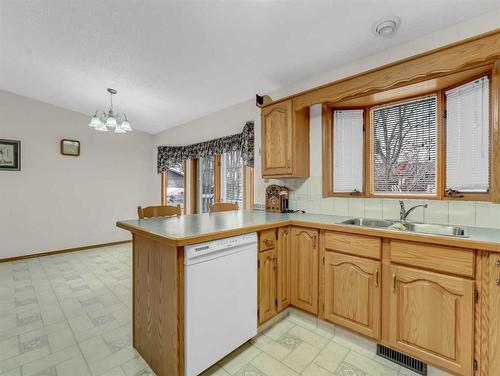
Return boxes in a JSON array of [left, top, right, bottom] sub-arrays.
[[117, 210, 500, 251]]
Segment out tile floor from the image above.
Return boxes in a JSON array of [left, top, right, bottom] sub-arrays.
[[0, 244, 451, 376]]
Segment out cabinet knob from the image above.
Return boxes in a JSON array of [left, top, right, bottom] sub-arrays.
[[392, 273, 397, 292], [374, 269, 379, 288], [313, 235, 317, 249]]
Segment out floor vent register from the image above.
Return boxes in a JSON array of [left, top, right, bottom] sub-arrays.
[[377, 344, 427, 375]]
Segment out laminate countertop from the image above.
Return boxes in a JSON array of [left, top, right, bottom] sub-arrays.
[[116, 210, 500, 251]]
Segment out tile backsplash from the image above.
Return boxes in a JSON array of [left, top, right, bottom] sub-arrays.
[[287, 177, 500, 229]]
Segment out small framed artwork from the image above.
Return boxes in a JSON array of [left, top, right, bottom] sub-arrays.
[[0, 139, 21, 171], [61, 139, 80, 156]]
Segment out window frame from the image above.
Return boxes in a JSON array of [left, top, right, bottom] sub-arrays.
[[322, 69, 494, 202], [322, 105, 369, 198], [160, 160, 187, 212], [368, 92, 442, 199], [160, 155, 254, 212], [442, 72, 493, 201]]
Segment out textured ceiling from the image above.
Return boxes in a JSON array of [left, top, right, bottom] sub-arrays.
[[1, 0, 499, 134]]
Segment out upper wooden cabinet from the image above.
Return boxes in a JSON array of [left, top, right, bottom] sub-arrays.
[[324, 252, 381, 340], [388, 264, 474, 376], [261, 100, 310, 178], [290, 227, 318, 314]]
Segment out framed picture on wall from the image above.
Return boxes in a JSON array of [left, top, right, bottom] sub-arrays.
[[60, 139, 80, 156], [0, 139, 21, 171]]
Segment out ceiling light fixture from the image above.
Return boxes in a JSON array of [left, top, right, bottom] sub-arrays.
[[372, 16, 401, 38], [88, 88, 132, 133]]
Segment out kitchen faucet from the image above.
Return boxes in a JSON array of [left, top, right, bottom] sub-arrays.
[[399, 200, 428, 222]]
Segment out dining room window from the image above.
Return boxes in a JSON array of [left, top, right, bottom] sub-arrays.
[[220, 150, 244, 206], [197, 156, 215, 213]]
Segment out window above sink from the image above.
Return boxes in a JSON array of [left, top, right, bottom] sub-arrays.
[[322, 65, 493, 202]]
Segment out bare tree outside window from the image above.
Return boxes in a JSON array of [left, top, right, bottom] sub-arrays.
[[372, 96, 437, 194]]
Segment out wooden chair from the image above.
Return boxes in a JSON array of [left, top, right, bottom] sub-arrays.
[[208, 202, 239, 213], [137, 205, 181, 219]]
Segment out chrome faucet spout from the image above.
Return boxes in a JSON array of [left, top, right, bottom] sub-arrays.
[[399, 200, 428, 222]]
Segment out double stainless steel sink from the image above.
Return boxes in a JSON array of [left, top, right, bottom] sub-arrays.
[[341, 218, 468, 237]]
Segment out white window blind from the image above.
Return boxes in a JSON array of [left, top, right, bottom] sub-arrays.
[[372, 96, 437, 194], [221, 150, 243, 205], [333, 110, 364, 193], [445, 76, 489, 192]]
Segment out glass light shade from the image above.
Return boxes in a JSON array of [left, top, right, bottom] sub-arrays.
[[114, 126, 126, 133], [94, 122, 108, 131], [89, 116, 102, 128], [120, 120, 132, 131], [106, 116, 117, 128]]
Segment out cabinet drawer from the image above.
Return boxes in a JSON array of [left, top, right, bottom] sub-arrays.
[[324, 231, 381, 260], [259, 229, 276, 251], [390, 240, 474, 278]]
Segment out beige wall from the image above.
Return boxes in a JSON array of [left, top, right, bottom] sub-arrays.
[[0, 90, 158, 259], [153, 9, 500, 228]]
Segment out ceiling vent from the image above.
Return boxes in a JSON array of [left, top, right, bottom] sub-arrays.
[[372, 16, 401, 38]]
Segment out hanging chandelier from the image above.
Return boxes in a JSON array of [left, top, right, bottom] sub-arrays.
[[88, 88, 132, 133]]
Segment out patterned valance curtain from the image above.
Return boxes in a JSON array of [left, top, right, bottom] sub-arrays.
[[157, 121, 254, 173]]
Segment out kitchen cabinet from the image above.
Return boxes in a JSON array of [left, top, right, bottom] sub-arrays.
[[388, 264, 474, 376], [258, 248, 277, 324], [324, 252, 381, 340], [291, 227, 318, 314], [261, 100, 309, 178], [277, 226, 291, 311]]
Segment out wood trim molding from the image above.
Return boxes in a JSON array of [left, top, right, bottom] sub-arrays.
[[492, 61, 500, 203], [161, 172, 166, 206], [0, 240, 132, 263], [214, 155, 221, 203], [262, 29, 500, 111], [189, 159, 197, 214], [183, 160, 187, 214]]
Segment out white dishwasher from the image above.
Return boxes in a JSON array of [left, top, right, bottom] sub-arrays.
[[184, 232, 257, 376]]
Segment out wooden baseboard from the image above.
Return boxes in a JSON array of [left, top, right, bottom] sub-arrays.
[[0, 240, 132, 263]]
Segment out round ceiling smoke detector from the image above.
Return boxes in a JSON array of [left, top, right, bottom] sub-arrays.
[[372, 16, 401, 38]]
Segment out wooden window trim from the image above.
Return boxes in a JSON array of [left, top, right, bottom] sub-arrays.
[[322, 104, 368, 198], [368, 93, 440, 199], [442, 72, 493, 202], [242, 164, 254, 209], [160, 160, 188, 211], [189, 159, 197, 214], [214, 155, 221, 203], [322, 66, 496, 201]]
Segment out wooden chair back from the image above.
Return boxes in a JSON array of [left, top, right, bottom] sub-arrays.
[[209, 202, 239, 213], [137, 205, 181, 219]]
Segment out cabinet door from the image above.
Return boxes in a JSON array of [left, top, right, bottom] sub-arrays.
[[258, 249, 277, 324], [389, 265, 474, 376], [291, 227, 319, 314], [324, 252, 381, 339], [261, 100, 293, 176], [277, 227, 291, 311]]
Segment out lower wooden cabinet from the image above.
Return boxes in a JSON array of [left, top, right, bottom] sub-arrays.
[[291, 227, 319, 314], [323, 252, 381, 340], [258, 248, 277, 324], [388, 264, 474, 376], [277, 226, 291, 311]]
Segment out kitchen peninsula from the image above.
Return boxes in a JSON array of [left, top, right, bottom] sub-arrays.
[[117, 210, 500, 376]]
